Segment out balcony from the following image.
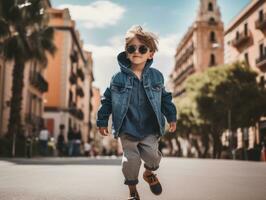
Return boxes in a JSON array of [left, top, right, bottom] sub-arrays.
[[69, 107, 84, 120], [76, 68, 85, 81], [25, 113, 44, 127], [29, 73, 48, 93], [76, 86, 84, 97], [174, 63, 195, 85], [70, 50, 78, 63], [256, 53, 266, 71], [176, 44, 194, 68], [69, 72, 77, 85], [255, 13, 266, 31], [231, 31, 251, 48]]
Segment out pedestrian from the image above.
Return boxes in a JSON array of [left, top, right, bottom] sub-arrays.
[[84, 142, 91, 157], [67, 127, 75, 156], [39, 125, 49, 156], [57, 129, 65, 157], [97, 25, 177, 200], [73, 128, 81, 156]]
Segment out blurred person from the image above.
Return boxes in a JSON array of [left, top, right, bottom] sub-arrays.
[[57, 129, 65, 157], [97, 25, 177, 200], [67, 127, 75, 156], [39, 125, 49, 156], [73, 128, 82, 156], [84, 142, 92, 157]]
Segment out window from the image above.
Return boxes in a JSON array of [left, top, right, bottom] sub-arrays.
[[259, 10, 264, 21], [210, 54, 216, 66], [236, 31, 240, 40], [209, 17, 216, 25], [208, 2, 213, 11], [259, 43, 264, 57], [259, 76, 265, 87], [210, 31, 216, 43], [244, 53, 249, 66], [244, 23, 248, 36]]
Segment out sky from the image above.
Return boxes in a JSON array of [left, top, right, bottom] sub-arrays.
[[51, 0, 251, 94]]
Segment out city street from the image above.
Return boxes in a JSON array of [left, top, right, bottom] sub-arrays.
[[0, 157, 265, 200]]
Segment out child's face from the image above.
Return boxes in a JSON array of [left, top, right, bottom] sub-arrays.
[[126, 37, 154, 66]]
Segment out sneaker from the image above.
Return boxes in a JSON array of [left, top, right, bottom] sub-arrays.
[[143, 171, 162, 195], [128, 192, 140, 200]]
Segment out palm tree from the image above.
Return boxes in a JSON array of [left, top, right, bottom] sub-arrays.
[[0, 0, 56, 157]]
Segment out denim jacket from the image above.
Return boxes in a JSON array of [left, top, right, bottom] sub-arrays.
[[97, 52, 177, 138]]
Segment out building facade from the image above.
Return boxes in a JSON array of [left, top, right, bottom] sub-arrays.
[[44, 8, 94, 143], [224, 0, 266, 150], [168, 0, 224, 97]]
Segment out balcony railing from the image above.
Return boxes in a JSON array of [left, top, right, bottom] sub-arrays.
[[29, 72, 48, 93], [70, 50, 78, 63], [25, 113, 44, 127], [256, 53, 266, 70], [231, 31, 251, 48], [76, 68, 85, 81], [69, 72, 77, 85], [174, 63, 195, 85], [76, 86, 84, 97], [255, 13, 266, 31], [176, 44, 194, 68], [69, 108, 84, 120]]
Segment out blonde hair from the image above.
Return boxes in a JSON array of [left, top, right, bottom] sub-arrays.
[[125, 25, 159, 52]]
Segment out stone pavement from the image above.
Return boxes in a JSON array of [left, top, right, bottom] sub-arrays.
[[0, 157, 265, 200]]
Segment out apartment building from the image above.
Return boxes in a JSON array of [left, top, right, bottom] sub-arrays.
[[224, 0, 266, 149], [168, 0, 224, 97], [44, 8, 94, 143]]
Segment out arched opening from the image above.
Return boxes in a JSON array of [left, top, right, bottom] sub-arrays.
[[210, 54, 216, 66], [209, 17, 216, 25], [210, 31, 216, 43], [208, 2, 214, 11]]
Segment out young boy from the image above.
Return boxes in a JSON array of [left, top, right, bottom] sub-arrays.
[[97, 25, 177, 200]]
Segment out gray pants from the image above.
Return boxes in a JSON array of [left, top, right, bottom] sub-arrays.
[[120, 133, 162, 185]]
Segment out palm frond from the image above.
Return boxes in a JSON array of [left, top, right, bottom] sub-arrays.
[[40, 27, 56, 54], [0, 18, 10, 38], [27, 26, 56, 66], [0, 0, 15, 19], [3, 35, 29, 61]]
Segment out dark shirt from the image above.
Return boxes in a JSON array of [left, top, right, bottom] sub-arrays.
[[120, 75, 160, 140]]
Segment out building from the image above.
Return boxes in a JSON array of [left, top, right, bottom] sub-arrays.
[[83, 50, 94, 143], [44, 8, 94, 143], [224, 0, 266, 150], [90, 86, 101, 141], [0, 0, 52, 137], [168, 0, 224, 97]]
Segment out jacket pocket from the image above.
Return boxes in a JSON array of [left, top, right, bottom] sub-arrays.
[[111, 83, 126, 93], [151, 83, 163, 92]]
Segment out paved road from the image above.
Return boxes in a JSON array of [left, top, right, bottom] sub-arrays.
[[0, 157, 265, 200]]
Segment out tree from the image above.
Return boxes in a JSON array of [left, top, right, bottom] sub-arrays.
[[0, 0, 56, 156], [174, 81, 211, 158], [176, 62, 266, 158]]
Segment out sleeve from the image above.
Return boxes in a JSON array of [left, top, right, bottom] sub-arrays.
[[96, 86, 112, 127], [160, 74, 177, 123]]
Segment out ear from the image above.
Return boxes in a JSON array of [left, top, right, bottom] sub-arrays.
[[148, 52, 154, 59]]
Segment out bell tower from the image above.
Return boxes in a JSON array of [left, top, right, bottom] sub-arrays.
[[195, 0, 224, 71], [197, 0, 222, 23]]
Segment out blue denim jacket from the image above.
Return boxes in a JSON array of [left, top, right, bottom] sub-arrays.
[[97, 52, 177, 138]]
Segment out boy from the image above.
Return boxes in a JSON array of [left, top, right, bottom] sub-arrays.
[[97, 25, 177, 200]]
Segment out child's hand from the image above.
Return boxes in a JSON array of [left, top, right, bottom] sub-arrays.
[[98, 127, 109, 136], [168, 122, 176, 133]]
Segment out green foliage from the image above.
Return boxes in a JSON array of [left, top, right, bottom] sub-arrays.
[[175, 62, 266, 135], [0, 0, 56, 156]]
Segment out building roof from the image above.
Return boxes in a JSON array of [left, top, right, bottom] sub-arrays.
[[225, 0, 264, 35]]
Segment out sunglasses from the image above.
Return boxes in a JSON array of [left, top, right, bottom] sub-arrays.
[[126, 45, 149, 54]]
